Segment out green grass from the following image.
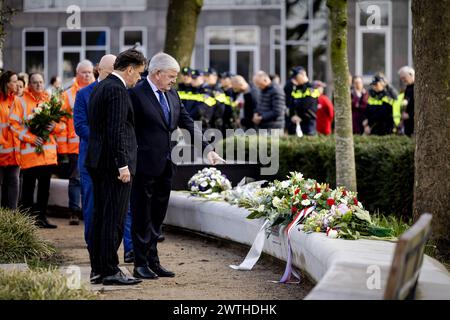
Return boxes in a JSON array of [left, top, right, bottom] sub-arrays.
[[371, 213, 412, 238], [0, 207, 55, 264], [0, 268, 95, 300]]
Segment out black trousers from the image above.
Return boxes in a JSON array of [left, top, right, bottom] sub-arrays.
[[21, 165, 54, 219], [131, 160, 173, 267], [0, 165, 20, 210], [89, 168, 132, 276]]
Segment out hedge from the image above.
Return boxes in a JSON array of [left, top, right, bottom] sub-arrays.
[[218, 135, 415, 218]]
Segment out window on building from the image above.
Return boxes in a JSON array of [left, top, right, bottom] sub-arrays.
[[120, 27, 147, 56], [205, 27, 259, 82], [270, 26, 282, 78], [286, 0, 328, 82], [356, 1, 392, 84], [23, 29, 47, 81], [24, 0, 146, 11], [59, 28, 109, 84]]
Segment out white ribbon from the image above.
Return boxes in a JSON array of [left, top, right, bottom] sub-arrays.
[[229, 220, 270, 270]]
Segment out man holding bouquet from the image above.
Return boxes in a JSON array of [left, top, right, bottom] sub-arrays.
[[9, 73, 65, 228]]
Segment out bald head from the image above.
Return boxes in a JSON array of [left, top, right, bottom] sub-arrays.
[[231, 75, 249, 93], [98, 54, 116, 81], [253, 71, 271, 90]]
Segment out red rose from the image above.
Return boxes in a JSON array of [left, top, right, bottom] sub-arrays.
[[294, 188, 300, 195], [316, 187, 321, 193], [342, 190, 347, 196], [327, 198, 335, 206], [353, 198, 358, 205], [302, 193, 308, 200], [291, 207, 298, 214]]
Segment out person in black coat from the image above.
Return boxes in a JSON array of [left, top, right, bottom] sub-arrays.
[[231, 75, 259, 130], [85, 49, 146, 286], [252, 71, 286, 131], [398, 66, 415, 136], [128, 52, 222, 280]]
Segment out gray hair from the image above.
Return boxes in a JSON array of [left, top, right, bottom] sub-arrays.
[[398, 66, 415, 77], [148, 52, 180, 74], [76, 59, 94, 72]]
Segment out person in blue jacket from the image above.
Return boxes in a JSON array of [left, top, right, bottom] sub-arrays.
[[73, 54, 134, 264]]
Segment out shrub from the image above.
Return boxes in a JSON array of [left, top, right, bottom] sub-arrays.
[[0, 207, 55, 263], [218, 135, 415, 217], [0, 268, 94, 300]]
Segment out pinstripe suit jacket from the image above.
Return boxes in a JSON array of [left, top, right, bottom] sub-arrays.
[[85, 74, 137, 174]]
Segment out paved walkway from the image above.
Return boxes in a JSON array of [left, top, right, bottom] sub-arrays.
[[37, 217, 314, 300]]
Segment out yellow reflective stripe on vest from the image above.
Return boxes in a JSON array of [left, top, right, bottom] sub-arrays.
[[178, 91, 189, 100], [68, 136, 79, 143], [10, 113, 21, 123], [0, 147, 15, 154], [392, 92, 404, 126], [291, 87, 320, 99], [368, 95, 395, 106], [215, 93, 227, 104], [21, 144, 56, 155], [180, 92, 217, 107], [204, 96, 216, 107]]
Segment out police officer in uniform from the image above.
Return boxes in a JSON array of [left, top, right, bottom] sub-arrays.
[[203, 67, 225, 130], [363, 75, 396, 135], [287, 66, 320, 136], [181, 69, 217, 132]]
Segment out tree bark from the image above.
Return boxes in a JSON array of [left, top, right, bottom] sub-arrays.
[[164, 0, 203, 68], [412, 0, 450, 260], [327, 0, 357, 192], [0, 0, 15, 58]]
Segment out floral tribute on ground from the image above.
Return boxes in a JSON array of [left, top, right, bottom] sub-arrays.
[[186, 170, 397, 284]]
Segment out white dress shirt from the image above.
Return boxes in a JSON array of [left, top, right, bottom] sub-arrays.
[[111, 72, 127, 88]]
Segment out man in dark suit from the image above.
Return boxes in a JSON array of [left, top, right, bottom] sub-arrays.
[[85, 49, 146, 285], [129, 52, 222, 280]]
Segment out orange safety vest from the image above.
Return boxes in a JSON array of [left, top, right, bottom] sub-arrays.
[[9, 90, 65, 170], [57, 79, 93, 155], [0, 93, 21, 166]]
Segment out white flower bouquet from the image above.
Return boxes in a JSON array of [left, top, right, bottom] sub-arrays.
[[188, 167, 232, 198]]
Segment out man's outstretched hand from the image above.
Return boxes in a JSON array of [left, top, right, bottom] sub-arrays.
[[207, 151, 226, 165]]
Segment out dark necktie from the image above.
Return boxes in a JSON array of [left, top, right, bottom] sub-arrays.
[[157, 90, 170, 125]]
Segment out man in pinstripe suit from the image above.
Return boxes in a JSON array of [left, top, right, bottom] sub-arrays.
[[85, 49, 146, 286]]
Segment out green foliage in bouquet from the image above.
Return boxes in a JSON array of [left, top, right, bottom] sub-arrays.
[[237, 172, 398, 240], [25, 90, 72, 153]]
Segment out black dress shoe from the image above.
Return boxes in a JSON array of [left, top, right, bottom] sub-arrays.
[[102, 270, 142, 286], [90, 271, 103, 284], [69, 214, 80, 226], [124, 251, 134, 263], [133, 266, 158, 279], [157, 234, 165, 242], [36, 217, 57, 229], [149, 264, 175, 277]]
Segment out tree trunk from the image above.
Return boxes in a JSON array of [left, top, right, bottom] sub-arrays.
[[164, 0, 203, 68], [412, 0, 450, 260], [0, 0, 16, 59], [327, 0, 357, 192]]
